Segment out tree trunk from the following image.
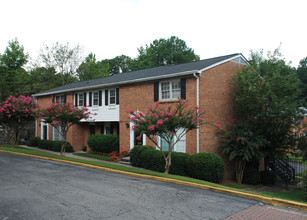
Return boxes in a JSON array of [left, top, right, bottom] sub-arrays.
[[236, 160, 246, 184], [60, 130, 67, 156], [164, 142, 172, 174]]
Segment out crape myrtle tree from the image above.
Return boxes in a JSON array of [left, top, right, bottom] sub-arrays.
[[129, 99, 218, 174], [40, 101, 91, 155], [0, 95, 40, 145]]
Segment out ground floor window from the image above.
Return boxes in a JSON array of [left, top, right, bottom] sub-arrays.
[[41, 120, 49, 140], [158, 128, 186, 153], [53, 125, 64, 141]]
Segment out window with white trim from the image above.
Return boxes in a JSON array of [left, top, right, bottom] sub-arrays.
[[55, 95, 65, 103], [78, 93, 84, 106], [158, 128, 186, 153], [109, 89, 116, 105], [53, 125, 64, 141], [160, 80, 181, 101], [93, 92, 99, 106]]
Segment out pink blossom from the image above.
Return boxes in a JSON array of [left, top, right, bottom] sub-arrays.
[[136, 136, 142, 141], [131, 117, 136, 122], [230, 119, 235, 123], [148, 125, 155, 131], [237, 137, 241, 141], [164, 118, 169, 121], [156, 119, 163, 126], [139, 112, 144, 117], [132, 125, 137, 130], [148, 105, 153, 110], [216, 124, 222, 129], [194, 106, 199, 110], [119, 120, 123, 123], [168, 113, 173, 117], [184, 103, 189, 107], [128, 110, 134, 114]]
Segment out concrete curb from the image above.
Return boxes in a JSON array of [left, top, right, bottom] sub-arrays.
[[1, 149, 307, 211]]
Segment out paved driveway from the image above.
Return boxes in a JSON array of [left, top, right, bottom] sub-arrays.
[[0, 153, 306, 220]]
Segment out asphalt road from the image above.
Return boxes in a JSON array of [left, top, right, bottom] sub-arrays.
[[0, 153, 305, 220]]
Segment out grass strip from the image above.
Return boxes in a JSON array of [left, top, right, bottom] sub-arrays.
[[74, 152, 111, 161], [1, 145, 306, 205]]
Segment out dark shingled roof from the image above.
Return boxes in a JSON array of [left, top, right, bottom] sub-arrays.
[[33, 53, 241, 96]]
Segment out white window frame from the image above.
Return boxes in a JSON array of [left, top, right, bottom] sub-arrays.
[[109, 89, 116, 105], [53, 125, 64, 141], [92, 91, 99, 106], [157, 128, 186, 153], [159, 79, 181, 101], [55, 94, 65, 104], [78, 93, 84, 106]]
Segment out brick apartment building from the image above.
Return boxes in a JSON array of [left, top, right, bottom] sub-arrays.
[[33, 53, 247, 179]]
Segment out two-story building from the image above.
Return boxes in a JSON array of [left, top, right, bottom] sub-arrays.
[[33, 53, 247, 179]]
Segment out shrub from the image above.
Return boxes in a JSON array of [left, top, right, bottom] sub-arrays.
[[169, 152, 190, 176], [302, 170, 307, 200], [140, 148, 165, 172], [260, 170, 277, 185], [38, 139, 73, 152], [82, 145, 87, 152], [87, 134, 119, 154], [27, 136, 41, 147], [130, 145, 153, 167], [242, 167, 260, 185], [186, 153, 224, 183]]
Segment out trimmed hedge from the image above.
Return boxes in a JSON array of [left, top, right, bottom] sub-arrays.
[[187, 153, 224, 183], [38, 139, 74, 152], [169, 152, 190, 176], [302, 170, 307, 200], [140, 148, 164, 172], [130, 145, 154, 167], [87, 134, 119, 154], [27, 136, 41, 147], [242, 167, 260, 185], [260, 170, 277, 185]]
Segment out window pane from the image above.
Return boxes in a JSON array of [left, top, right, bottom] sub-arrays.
[[109, 89, 116, 104], [110, 97, 115, 104], [172, 81, 181, 99], [161, 82, 170, 91], [93, 92, 99, 105], [162, 91, 170, 99], [79, 94, 84, 106]]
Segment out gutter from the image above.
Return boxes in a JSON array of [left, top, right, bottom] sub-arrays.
[[193, 71, 202, 153], [32, 69, 198, 97]]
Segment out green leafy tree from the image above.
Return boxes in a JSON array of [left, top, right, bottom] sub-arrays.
[[77, 53, 109, 81], [129, 99, 215, 174], [297, 57, 307, 107], [232, 49, 302, 158], [133, 36, 200, 70], [0, 95, 39, 145], [38, 42, 83, 85], [0, 39, 29, 101], [40, 102, 90, 155], [101, 55, 133, 75], [25, 67, 62, 94], [219, 121, 266, 184]]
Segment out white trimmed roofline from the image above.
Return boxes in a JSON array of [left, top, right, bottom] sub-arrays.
[[197, 54, 248, 74], [33, 54, 246, 97]]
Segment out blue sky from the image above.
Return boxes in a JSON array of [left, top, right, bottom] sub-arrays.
[[0, 0, 306, 67]]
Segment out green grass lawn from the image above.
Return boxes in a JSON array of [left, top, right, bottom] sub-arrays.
[[1, 145, 306, 205], [223, 184, 262, 189], [74, 152, 111, 161]]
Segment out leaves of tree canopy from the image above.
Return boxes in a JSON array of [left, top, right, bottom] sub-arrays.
[[133, 36, 200, 70], [0, 39, 29, 101], [232, 49, 302, 156]]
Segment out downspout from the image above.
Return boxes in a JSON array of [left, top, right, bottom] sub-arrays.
[[193, 71, 201, 153]]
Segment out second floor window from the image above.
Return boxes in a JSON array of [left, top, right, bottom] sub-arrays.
[[109, 89, 116, 105], [93, 92, 99, 106], [160, 80, 181, 101], [78, 94, 84, 106]]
